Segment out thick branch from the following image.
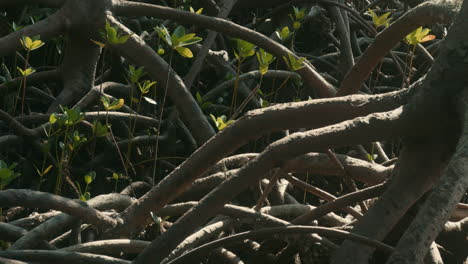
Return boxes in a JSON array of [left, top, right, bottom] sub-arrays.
[[0, 189, 117, 230], [134, 107, 413, 263], [111, 91, 408, 238], [167, 226, 394, 264]]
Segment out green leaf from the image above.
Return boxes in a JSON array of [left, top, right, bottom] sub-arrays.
[[283, 53, 306, 71], [293, 6, 306, 20], [368, 9, 392, 28], [210, 114, 233, 131], [405, 27, 435, 45], [17, 67, 35, 76], [101, 96, 124, 111], [105, 24, 118, 43], [189, 6, 203, 14], [173, 25, 186, 39], [93, 121, 108, 137], [84, 171, 96, 185], [293, 21, 301, 30], [175, 46, 194, 58], [201, 102, 212, 109], [138, 80, 156, 94], [154, 25, 172, 46], [259, 63, 268, 75], [117, 35, 129, 44], [129, 65, 146, 84], [63, 107, 84, 126], [276, 27, 290, 41], [235, 39, 256, 59], [256, 49, 275, 75], [112, 172, 119, 180], [108, 98, 125, 110], [178, 37, 202, 47], [177, 33, 196, 44], [196, 91, 203, 104], [20, 35, 45, 51], [0, 161, 20, 190], [49, 113, 57, 124]]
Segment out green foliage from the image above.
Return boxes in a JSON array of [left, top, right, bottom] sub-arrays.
[[275, 26, 291, 42], [128, 65, 146, 85], [101, 96, 124, 111], [210, 114, 233, 131], [20, 35, 45, 51], [76, 171, 96, 201], [154, 25, 202, 58], [283, 53, 306, 71], [256, 49, 275, 75], [16, 67, 35, 76], [93, 121, 109, 137], [196, 91, 212, 109], [368, 9, 391, 28], [137, 80, 157, 95], [84, 170, 96, 185], [0, 160, 21, 190], [49, 108, 85, 128], [234, 38, 256, 61], [289, 6, 306, 30], [405, 27, 435, 45], [63, 108, 85, 126], [189, 6, 203, 14], [92, 20, 129, 47], [69, 130, 87, 151]]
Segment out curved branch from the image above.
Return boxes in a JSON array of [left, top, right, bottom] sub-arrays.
[[111, 90, 408, 238], [9, 193, 133, 250], [0, 109, 38, 137], [61, 239, 150, 255], [0, 69, 60, 94], [338, 0, 461, 96], [0, 189, 118, 229], [0, 250, 130, 264], [167, 226, 394, 264], [283, 152, 391, 185], [133, 107, 413, 263], [111, 0, 337, 97], [387, 90, 468, 263]]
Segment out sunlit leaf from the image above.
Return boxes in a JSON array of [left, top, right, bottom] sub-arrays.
[[368, 9, 392, 28], [17, 67, 35, 76], [20, 35, 45, 51], [42, 165, 54, 176], [84, 171, 96, 185], [143, 96, 157, 105], [49, 113, 57, 124], [405, 27, 435, 45], [283, 53, 306, 71], [175, 46, 194, 58], [275, 26, 290, 41]]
